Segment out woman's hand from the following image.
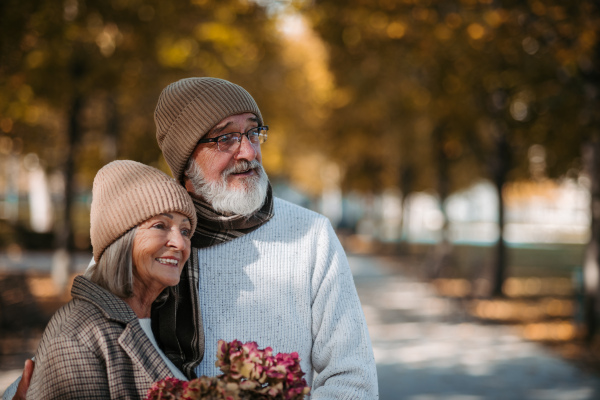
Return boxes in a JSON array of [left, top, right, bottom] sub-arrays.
[[13, 359, 34, 400]]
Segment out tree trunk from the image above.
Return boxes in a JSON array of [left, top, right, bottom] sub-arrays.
[[52, 94, 82, 292], [398, 163, 414, 248], [490, 126, 511, 298], [104, 94, 119, 162], [580, 1, 600, 342], [583, 138, 600, 342], [52, 56, 85, 293], [430, 122, 452, 279], [491, 176, 507, 297]]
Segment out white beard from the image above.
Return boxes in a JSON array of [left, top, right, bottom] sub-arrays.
[[185, 159, 269, 217]]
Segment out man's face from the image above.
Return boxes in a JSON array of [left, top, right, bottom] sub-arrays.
[[190, 112, 263, 191], [184, 112, 269, 216]]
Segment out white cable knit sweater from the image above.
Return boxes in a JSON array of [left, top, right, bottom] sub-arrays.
[[194, 197, 378, 399]]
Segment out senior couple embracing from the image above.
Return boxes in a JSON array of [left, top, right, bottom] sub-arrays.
[[4, 78, 378, 400]]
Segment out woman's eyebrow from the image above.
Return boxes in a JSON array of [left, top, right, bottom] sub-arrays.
[[160, 213, 174, 219]]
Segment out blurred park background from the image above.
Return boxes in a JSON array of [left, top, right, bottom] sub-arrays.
[[1, 0, 600, 397]]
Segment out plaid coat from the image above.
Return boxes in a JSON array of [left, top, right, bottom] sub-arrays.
[[27, 276, 183, 399]]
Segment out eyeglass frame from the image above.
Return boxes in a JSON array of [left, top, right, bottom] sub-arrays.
[[197, 125, 269, 152]]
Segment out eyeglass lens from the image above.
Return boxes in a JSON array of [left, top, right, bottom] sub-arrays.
[[217, 128, 266, 152]]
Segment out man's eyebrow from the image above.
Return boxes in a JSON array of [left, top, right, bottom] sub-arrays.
[[208, 117, 259, 137], [209, 121, 232, 137]]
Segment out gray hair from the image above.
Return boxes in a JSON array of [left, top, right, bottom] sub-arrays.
[[85, 227, 137, 298], [85, 227, 177, 302]]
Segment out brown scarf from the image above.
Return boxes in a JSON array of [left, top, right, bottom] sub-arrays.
[[189, 183, 275, 249]]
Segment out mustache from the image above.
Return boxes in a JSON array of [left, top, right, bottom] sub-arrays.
[[224, 160, 262, 175]]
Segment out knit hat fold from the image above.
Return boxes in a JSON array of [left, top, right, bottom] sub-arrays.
[[155, 77, 262, 182], [90, 160, 197, 262]]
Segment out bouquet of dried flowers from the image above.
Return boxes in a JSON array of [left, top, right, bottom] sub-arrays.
[[146, 340, 311, 400]]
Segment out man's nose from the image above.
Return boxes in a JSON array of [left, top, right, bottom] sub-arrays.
[[234, 135, 257, 161]]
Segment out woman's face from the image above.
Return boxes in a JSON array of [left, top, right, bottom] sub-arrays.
[[132, 212, 192, 297]]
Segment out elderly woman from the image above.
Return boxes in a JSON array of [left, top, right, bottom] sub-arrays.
[[25, 160, 202, 399]]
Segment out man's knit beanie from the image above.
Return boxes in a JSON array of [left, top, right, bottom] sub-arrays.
[[90, 160, 197, 263], [154, 77, 263, 182]]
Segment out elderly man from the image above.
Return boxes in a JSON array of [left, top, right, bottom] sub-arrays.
[[153, 77, 377, 398], [5, 78, 377, 400]]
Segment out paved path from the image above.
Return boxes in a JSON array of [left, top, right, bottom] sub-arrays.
[[348, 254, 600, 400]]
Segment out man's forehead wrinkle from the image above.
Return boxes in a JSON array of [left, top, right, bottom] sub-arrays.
[[208, 115, 259, 138], [209, 121, 233, 137]]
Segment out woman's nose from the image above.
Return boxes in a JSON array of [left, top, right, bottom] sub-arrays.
[[168, 229, 187, 250]]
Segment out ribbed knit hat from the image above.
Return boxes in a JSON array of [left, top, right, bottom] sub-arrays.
[[90, 160, 197, 262], [154, 77, 263, 182]]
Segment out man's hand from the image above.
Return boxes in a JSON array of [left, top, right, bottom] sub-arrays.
[[13, 359, 34, 400]]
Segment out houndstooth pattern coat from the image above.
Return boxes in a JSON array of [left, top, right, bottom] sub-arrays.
[[27, 276, 180, 399]]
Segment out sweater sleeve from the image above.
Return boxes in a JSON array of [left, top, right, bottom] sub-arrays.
[[310, 218, 378, 399], [27, 335, 110, 400], [1, 377, 20, 400]]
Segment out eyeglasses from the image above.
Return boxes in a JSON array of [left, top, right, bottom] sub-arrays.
[[198, 126, 268, 153]]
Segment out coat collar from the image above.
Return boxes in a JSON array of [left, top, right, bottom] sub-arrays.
[[71, 275, 174, 381], [119, 321, 174, 382], [71, 275, 137, 324]]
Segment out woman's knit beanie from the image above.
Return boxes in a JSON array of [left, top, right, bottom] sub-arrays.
[[90, 160, 197, 262], [154, 77, 263, 182]]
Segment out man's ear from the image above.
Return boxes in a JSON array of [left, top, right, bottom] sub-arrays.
[[183, 174, 194, 193]]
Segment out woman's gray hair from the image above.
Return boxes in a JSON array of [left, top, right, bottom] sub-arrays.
[[85, 227, 177, 302], [85, 227, 137, 298]]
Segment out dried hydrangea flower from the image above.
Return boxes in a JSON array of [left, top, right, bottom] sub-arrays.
[[146, 340, 311, 400]]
